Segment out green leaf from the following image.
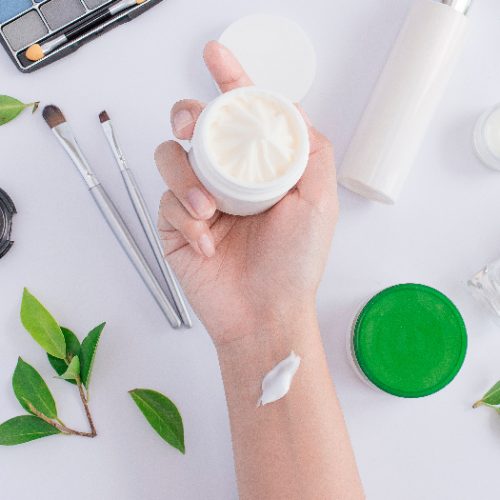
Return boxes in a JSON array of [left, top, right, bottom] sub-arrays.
[[474, 381, 500, 409], [0, 96, 39, 126], [129, 388, 185, 454], [482, 381, 500, 405], [12, 358, 58, 419], [0, 415, 60, 445], [59, 356, 80, 381], [48, 327, 80, 385], [20, 288, 66, 359], [80, 323, 105, 388]]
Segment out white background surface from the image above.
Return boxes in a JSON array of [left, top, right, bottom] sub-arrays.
[[1, 0, 500, 498]]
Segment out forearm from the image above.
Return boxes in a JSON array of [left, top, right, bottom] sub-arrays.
[[216, 308, 364, 500]]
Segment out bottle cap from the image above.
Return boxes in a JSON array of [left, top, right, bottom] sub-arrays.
[[0, 188, 16, 259], [441, 0, 473, 15]]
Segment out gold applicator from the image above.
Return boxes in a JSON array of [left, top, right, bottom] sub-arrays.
[[26, 0, 145, 62]]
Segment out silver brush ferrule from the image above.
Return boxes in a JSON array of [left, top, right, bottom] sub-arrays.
[[109, 0, 137, 16], [441, 0, 473, 14], [41, 34, 68, 54], [52, 123, 99, 188], [101, 120, 128, 172]]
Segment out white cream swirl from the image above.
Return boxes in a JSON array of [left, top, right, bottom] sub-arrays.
[[205, 92, 300, 184]]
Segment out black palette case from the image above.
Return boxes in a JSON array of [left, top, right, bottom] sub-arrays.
[[0, 0, 164, 73]]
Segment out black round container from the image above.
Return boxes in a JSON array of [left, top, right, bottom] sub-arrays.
[[0, 188, 16, 258]]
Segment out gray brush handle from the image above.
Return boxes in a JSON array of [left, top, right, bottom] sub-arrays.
[[120, 169, 193, 327], [90, 184, 181, 329]]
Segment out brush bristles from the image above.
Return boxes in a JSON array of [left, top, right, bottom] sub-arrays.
[[42, 105, 66, 129], [99, 111, 110, 123]]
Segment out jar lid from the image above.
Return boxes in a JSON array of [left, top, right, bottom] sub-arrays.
[[0, 188, 16, 259], [352, 284, 467, 398], [219, 15, 316, 103]]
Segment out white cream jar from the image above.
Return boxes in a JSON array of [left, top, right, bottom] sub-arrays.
[[473, 104, 500, 171], [189, 87, 310, 216]]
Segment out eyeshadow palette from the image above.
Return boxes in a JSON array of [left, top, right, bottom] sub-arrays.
[[0, 0, 163, 72]]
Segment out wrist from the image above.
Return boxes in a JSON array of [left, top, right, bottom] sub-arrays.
[[215, 303, 328, 414], [213, 298, 318, 351], [215, 302, 322, 368]]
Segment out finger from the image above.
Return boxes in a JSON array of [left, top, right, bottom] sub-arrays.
[[155, 140, 217, 221], [203, 40, 253, 93], [170, 99, 205, 140], [159, 191, 215, 258]]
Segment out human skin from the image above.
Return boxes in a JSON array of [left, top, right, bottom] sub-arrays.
[[155, 41, 364, 500]]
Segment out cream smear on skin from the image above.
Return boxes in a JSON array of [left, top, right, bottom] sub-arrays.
[[205, 92, 300, 185], [258, 351, 301, 407]]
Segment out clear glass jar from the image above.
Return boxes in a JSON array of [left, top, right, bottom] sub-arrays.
[[468, 258, 500, 317]]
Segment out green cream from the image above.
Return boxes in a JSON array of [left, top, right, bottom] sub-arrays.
[[352, 284, 467, 398]]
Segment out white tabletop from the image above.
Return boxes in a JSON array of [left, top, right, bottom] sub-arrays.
[[1, 0, 500, 498]]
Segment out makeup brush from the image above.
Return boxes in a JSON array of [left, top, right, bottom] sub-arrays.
[[99, 111, 193, 328], [26, 0, 145, 62], [42, 105, 182, 329]]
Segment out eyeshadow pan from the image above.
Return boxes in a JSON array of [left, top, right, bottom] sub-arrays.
[[2, 10, 48, 51], [84, 0, 110, 9], [40, 0, 86, 30], [0, 0, 33, 24]]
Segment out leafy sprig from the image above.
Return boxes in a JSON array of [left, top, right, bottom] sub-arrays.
[[0, 289, 104, 445], [0, 96, 39, 126], [0, 288, 185, 453]]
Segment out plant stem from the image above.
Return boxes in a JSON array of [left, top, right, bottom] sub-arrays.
[[26, 402, 95, 438], [63, 355, 96, 437], [76, 378, 97, 437]]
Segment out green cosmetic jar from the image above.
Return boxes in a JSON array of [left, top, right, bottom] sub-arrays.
[[351, 284, 467, 398]]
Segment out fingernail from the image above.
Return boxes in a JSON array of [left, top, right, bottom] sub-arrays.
[[173, 109, 194, 135], [187, 187, 214, 219], [198, 233, 215, 258]]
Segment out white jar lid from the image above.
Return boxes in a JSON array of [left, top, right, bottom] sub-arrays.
[[219, 14, 316, 103]]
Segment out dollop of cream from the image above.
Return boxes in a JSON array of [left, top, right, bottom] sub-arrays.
[[258, 351, 301, 407], [206, 92, 300, 184]]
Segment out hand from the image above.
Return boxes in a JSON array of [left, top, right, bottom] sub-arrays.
[[155, 41, 338, 346]]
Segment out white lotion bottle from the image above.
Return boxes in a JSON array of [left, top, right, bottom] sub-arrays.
[[339, 0, 472, 204]]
